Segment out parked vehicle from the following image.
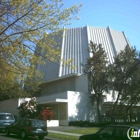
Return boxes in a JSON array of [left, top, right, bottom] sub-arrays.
[[5, 118, 48, 140], [79, 125, 140, 140], [0, 112, 15, 131]]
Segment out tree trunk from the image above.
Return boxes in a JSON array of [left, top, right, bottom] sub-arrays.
[[111, 91, 121, 123], [97, 98, 101, 122], [126, 101, 135, 114]]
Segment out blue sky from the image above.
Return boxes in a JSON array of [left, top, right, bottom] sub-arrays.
[[63, 0, 140, 51]]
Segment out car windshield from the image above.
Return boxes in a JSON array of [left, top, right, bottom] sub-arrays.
[[0, 114, 14, 120], [32, 120, 46, 126]]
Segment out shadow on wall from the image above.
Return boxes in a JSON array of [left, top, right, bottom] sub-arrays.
[[69, 92, 97, 122]]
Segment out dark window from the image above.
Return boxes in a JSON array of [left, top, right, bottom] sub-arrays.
[[114, 127, 130, 137], [13, 120, 20, 125], [25, 120, 31, 126], [0, 114, 14, 120], [20, 120, 26, 125], [31, 120, 46, 126], [99, 126, 114, 136]]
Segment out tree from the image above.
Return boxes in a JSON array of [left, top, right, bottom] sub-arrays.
[[119, 58, 140, 122], [108, 45, 140, 122], [0, 0, 81, 98], [18, 97, 38, 118], [83, 41, 109, 122]]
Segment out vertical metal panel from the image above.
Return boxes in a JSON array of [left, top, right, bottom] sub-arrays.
[[38, 32, 63, 81], [37, 26, 130, 81], [110, 28, 128, 53], [61, 27, 89, 76], [87, 26, 115, 64]]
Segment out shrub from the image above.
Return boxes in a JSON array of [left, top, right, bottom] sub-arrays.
[[18, 97, 54, 121], [39, 107, 54, 121], [69, 121, 112, 127]]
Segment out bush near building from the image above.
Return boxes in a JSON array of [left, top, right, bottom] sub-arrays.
[[17, 97, 54, 121]]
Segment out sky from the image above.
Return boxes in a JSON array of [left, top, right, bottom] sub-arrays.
[[63, 0, 140, 51]]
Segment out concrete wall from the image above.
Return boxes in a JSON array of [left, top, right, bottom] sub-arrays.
[[59, 120, 68, 126], [41, 77, 76, 96], [67, 91, 97, 122], [47, 120, 59, 127], [37, 74, 123, 123], [37, 92, 68, 104], [104, 90, 119, 102], [75, 74, 88, 93], [0, 98, 19, 116]]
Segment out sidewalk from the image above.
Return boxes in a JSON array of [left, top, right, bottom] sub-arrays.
[[48, 130, 82, 137]]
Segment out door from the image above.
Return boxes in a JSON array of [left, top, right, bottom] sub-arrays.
[[113, 126, 130, 140], [9, 120, 21, 133]]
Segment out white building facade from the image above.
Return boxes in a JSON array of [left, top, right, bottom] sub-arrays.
[[36, 26, 130, 126]]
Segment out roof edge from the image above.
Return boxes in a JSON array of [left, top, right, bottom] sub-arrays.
[[41, 73, 81, 86]]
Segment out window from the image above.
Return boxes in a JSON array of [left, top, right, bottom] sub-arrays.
[[99, 126, 114, 136], [13, 120, 20, 125], [20, 120, 26, 125], [25, 120, 31, 126], [32, 120, 46, 126], [0, 114, 14, 120], [114, 127, 129, 137]]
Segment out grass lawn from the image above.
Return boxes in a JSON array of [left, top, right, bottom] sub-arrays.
[[47, 127, 100, 140], [65, 127, 100, 134], [48, 132, 79, 140]]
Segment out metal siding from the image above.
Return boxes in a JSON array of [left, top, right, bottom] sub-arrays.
[[61, 27, 89, 76], [110, 28, 128, 53], [107, 27, 117, 57], [38, 32, 63, 81], [59, 29, 65, 77], [87, 26, 115, 64], [37, 26, 129, 81]]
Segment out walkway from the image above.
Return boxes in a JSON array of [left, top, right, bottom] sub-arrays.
[[48, 130, 82, 137]]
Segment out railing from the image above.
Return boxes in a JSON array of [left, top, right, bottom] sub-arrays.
[[101, 115, 139, 123]]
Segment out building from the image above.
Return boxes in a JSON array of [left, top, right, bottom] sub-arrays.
[[35, 25, 131, 126]]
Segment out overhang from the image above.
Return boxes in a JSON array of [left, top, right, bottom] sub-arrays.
[[38, 98, 68, 105], [40, 73, 81, 86]]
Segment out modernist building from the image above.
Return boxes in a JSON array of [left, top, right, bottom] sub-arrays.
[[36, 26, 130, 126]]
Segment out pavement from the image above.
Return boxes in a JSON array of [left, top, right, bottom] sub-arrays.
[[0, 126, 83, 140]]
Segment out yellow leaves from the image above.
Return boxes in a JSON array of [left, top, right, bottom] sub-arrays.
[[10, 46, 17, 54], [60, 58, 76, 69], [0, 0, 81, 97], [22, 49, 29, 56], [0, 59, 17, 84], [44, 46, 61, 62], [10, 0, 28, 6], [27, 21, 33, 26], [52, 20, 58, 25], [36, 6, 43, 12]]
